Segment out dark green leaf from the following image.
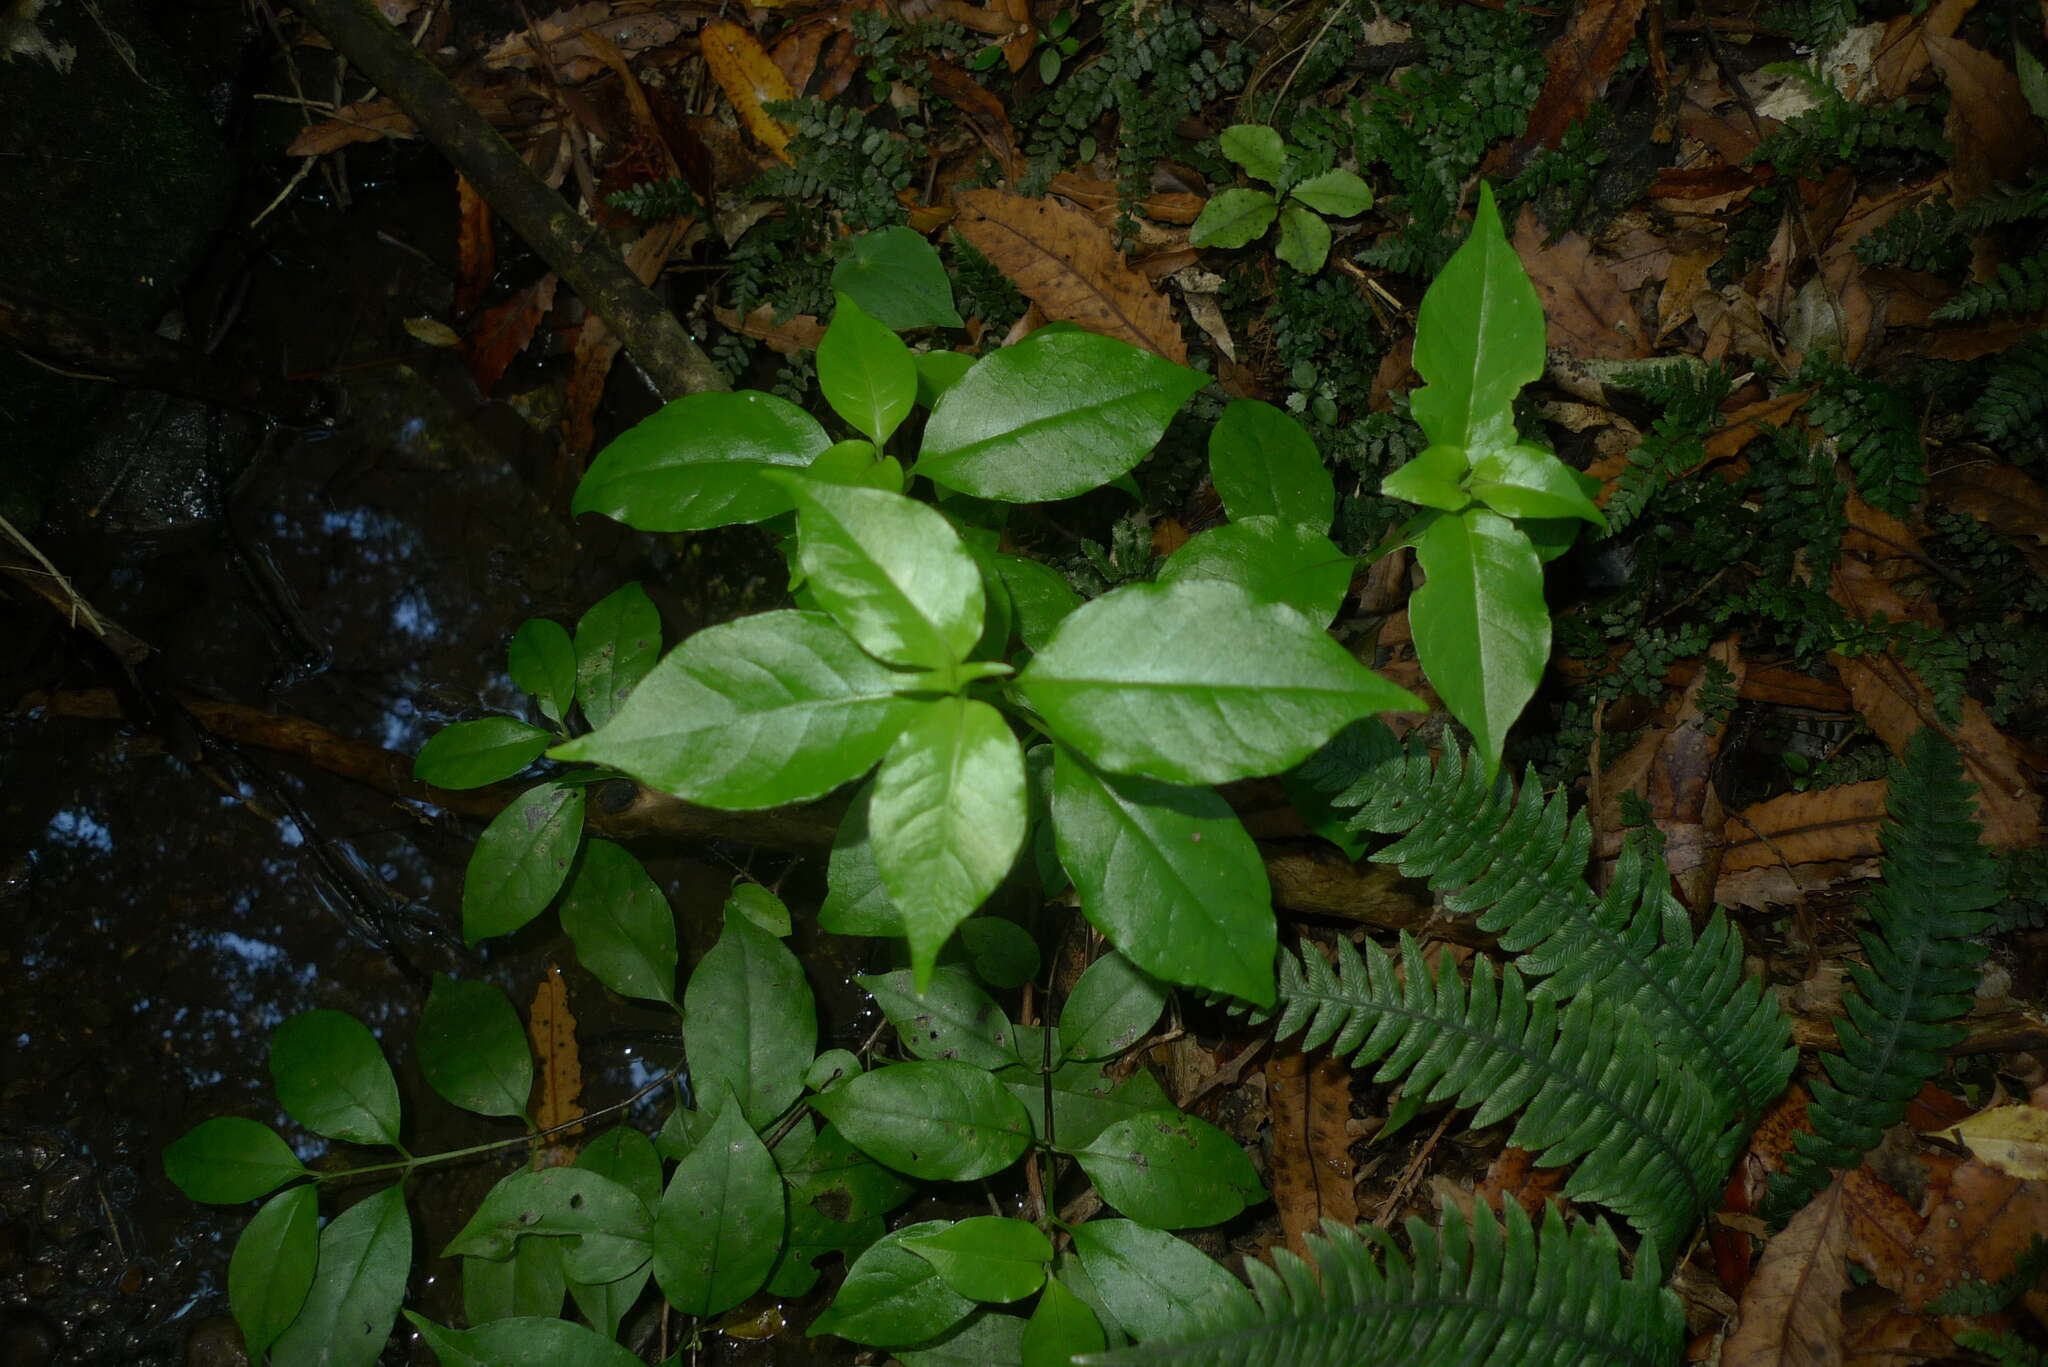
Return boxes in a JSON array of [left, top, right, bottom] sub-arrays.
[[833, 226, 964, 330], [683, 904, 817, 1130], [507, 618, 576, 725], [229, 1184, 318, 1358], [770, 1118, 911, 1297], [460, 782, 585, 945], [1207, 399, 1333, 530], [1155, 518, 1353, 627], [818, 779, 906, 937], [1060, 954, 1166, 1061], [1188, 188, 1278, 250], [1023, 1272, 1105, 1367], [1049, 744, 1274, 1006], [414, 718, 554, 790], [991, 554, 1081, 653], [1067, 1219, 1251, 1344], [650, 1098, 785, 1317], [462, 1238, 565, 1325], [819, 293, 918, 446], [1068, 1110, 1266, 1227], [418, 976, 533, 1118], [811, 1060, 1031, 1181], [270, 1010, 403, 1147], [1273, 203, 1332, 273], [551, 612, 918, 810], [1410, 182, 1544, 453], [904, 1218, 1051, 1303], [898, 1309, 1028, 1366], [559, 840, 677, 1006], [1409, 507, 1548, 777], [919, 330, 1207, 502], [958, 917, 1041, 990], [808, 1221, 976, 1347], [271, 1183, 411, 1367], [726, 882, 793, 937], [407, 1314, 647, 1367], [998, 1061, 1171, 1150], [163, 1117, 306, 1204], [568, 1130, 662, 1337], [572, 391, 831, 532], [573, 583, 661, 731], [859, 965, 1021, 1069], [1218, 125, 1286, 184], [443, 1167, 652, 1283]]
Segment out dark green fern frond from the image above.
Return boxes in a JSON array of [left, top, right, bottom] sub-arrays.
[[1251, 932, 1740, 1250], [605, 176, 699, 222], [1933, 251, 2048, 322], [1081, 1201, 1683, 1367], [1926, 1234, 2048, 1315], [1953, 1329, 2048, 1367], [1801, 358, 1925, 517], [1767, 729, 2001, 1216], [1955, 175, 2048, 230], [1854, 197, 1966, 274], [1971, 334, 2048, 442], [1327, 732, 1794, 1121]]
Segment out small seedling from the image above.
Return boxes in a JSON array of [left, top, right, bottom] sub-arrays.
[[1189, 124, 1373, 273]]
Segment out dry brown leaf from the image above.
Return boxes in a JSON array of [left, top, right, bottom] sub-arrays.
[[1265, 1051, 1358, 1254], [701, 20, 796, 162], [483, 4, 685, 79], [1512, 209, 1647, 359], [1717, 781, 1890, 910], [1923, 318, 2048, 360], [712, 305, 826, 355], [1904, 1161, 2048, 1310], [564, 220, 686, 453], [529, 963, 585, 1144], [1870, 0, 1978, 98], [1704, 392, 1811, 465], [1841, 1165, 1926, 1296], [454, 176, 495, 320], [1840, 1294, 1957, 1367], [1725, 1175, 1849, 1367], [1517, 0, 1648, 157], [1925, 35, 2047, 201], [952, 190, 1187, 362], [1047, 173, 1204, 225], [1474, 1146, 1568, 1223], [463, 275, 559, 393], [287, 96, 420, 155], [1655, 246, 1720, 342]]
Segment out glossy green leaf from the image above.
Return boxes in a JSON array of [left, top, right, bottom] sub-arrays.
[[958, 916, 1040, 990], [811, 1060, 1031, 1181], [551, 611, 919, 809], [1188, 187, 1278, 249], [1207, 399, 1333, 530], [408, 1314, 647, 1367], [559, 840, 677, 1006], [571, 390, 831, 532], [572, 583, 661, 731], [915, 350, 976, 408], [859, 964, 1021, 1069], [1288, 168, 1372, 217], [1468, 442, 1608, 527], [1049, 744, 1274, 1006], [271, 1183, 411, 1367], [1060, 954, 1167, 1061], [777, 478, 984, 669], [819, 293, 918, 446], [460, 781, 584, 944], [806, 1051, 862, 1091], [1155, 517, 1353, 627], [898, 1309, 1028, 1366], [163, 1117, 306, 1204], [870, 696, 1028, 984], [1218, 124, 1286, 184], [683, 904, 817, 1130], [904, 1218, 1052, 1303], [414, 718, 554, 790], [818, 778, 906, 937], [462, 1238, 565, 1325], [990, 553, 1081, 653], [1381, 442, 1474, 512], [1068, 1110, 1266, 1227], [1409, 182, 1544, 453], [418, 976, 532, 1118], [1066, 1219, 1251, 1344], [443, 1167, 652, 1283], [507, 618, 575, 726], [270, 1011, 403, 1147], [1273, 202, 1332, 273], [997, 1060, 1171, 1149], [919, 330, 1207, 502], [832, 226, 964, 330], [1410, 506, 1548, 777], [726, 882, 793, 938], [650, 1097, 785, 1317], [1023, 1271, 1104, 1367], [568, 1130, 662, 1337], [229, 1184, 318, 1358], [1018, 580, 1420, 785], [808, 1220, 976, 1347]]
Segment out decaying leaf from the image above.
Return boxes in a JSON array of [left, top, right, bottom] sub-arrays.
[[482, 2, 686, 81], [563, 219, 687, 453], [454, 175, 495, 319], [712, 305, 826, 356], [1724, 1175, 1849, 1367], [1902, 1160, 2048, 1310], [1932, 465, 2048, 579], [463, 275, 559, 393], [1265, 1050, 1358, 1253], [952, 189, 1188, 363], [1936, 1104, 2048, 1182], [700, 19, 796, 162], [1515, 0, 1648, 160], [1924, 34, 2047, 201], [1512, 209, 1648, 360], [1717, 781, 1888, 910], [528, 963, 585, 1146]]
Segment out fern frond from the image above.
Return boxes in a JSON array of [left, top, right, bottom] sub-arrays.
[[1766, 729, 2001, 1215], [1955, 175, 2048, 230], [1081, 1203, 1684, 1367], [1853, 197, 1965, 274], [1329, 734, 1795, 1121], [605, 176, 699, 221], [1933, 251, 2048, 322], [1970, 334, 2048, 442], [1801, 358, 1925, 517], [1251, 933, 1740, 1250]]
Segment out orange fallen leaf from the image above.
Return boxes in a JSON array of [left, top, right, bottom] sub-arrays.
[[700, 20, 796, 162], [1265, 1051, 1358, 1254], [1903, 1160, 2048, 1311], [454, 175, 495, 320], [463, 275, 559, 393], [1516, 0, 1647, 159], [529, 963, 585, 1147], [711, 305, 826, 355]]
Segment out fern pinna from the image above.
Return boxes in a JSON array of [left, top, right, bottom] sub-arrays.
[[1766, 728, 2001, 1216], [1082, 1202, 1682, 1367]]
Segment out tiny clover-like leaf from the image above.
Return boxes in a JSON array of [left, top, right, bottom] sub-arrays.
[[832, 226, 964, 330], [418, 975, 533, 1118], [507, 618, 576, 726], [413, 716, 553, 790], [1208, 398, 1334, 530], [819, 293, 918, 446], [1218, 123, 1287, 184], [572, 389, 831, 532], [551, 610, 921, 809], [1467, 442, 1609, 527], [1188, 187, 1278, 250], [1273, 202, 1333, 273], [774, 477, 984, 669], [1410, 181, 1545, 453], [1409, 507, 1549, 778], [1287, 167, 1372, 218], [270, 1009, 403, 1147], [903, 1217, 1053, 1303], [1381, 443, 1474, 512], [163, 1117, 306, 1204]]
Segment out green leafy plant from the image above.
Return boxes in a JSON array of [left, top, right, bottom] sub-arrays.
[[1376, 182, 1608, 774], [1189, 124, 1373, 273]]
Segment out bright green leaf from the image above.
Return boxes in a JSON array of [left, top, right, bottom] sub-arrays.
[[270, 1010, 403, 1147], [507, 619, 575, 726], [1067, 1220, 1252, 1343], [415, 717, 554, 790], [811, 1060, 1031, 1181], [559, 840, 678, 1006], [819, 293, 919, 446], [2016, 44, 2048, 121], [1188, 187, 1279, 249], [915, 350, 977, 407], [551, 611, 919, 810], [1410, 182, 1545, 452], [1060, 954, 1167, 1061], [573, 583, 661, 731], [1069, 1110, 1266, 1227], [460, 781, 584, 945], [1207, 398, 1334, 530], [1018, 580, 1420, 785], [1273, 202, 1332, 273], [1287, 168, 1372, 217], [870, 696, 1028, 985], [462, 1238, 565, 1325], [418, 976, 532, 1118], [1023, 1271, 1104, 1367], [1468, 442, 1608, 527], [808, 1220, 976, 1347], [1155, 517, 1353, 627], [571, 391, 831, 532], [726, 882, 793, 937], [1049, 744, 1275, 1007], [1218, 124, 1286, 184], [683, 904, 818, 1130], [858, 964, 1021, 1070], [833, 227, 964, 330], [271, 1183, 411, 1367], [650, 1096, 785, 1317], [229, 1184, 318, 1358], [818, 779, 906, 937], [919, 330, 1207, 502], [903, 1218, 1052, 1303], [1410, 506, 1548, 778], [163, 1118, 306, 1205], [1381, 443, 1475, 512], [407, 1313, 647, 1367]]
